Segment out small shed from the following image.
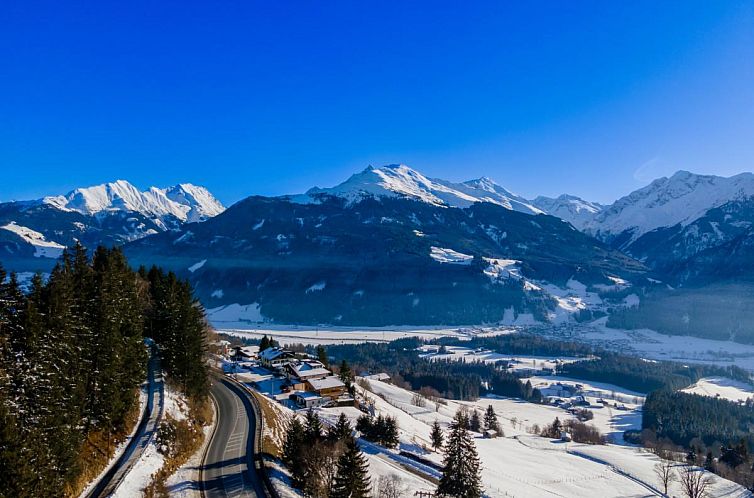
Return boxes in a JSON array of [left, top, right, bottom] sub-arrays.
[[560, 431, 572, 442], [483, 429, 498, 439]]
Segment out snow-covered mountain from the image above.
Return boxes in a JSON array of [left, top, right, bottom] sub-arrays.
[[584, 171, 754, 245], [124, 190, 645, 326], [0, 180, 224, 273], [42, 180, 224, 227], [295, 164, 543, 215], [531, 194, 603, 230]]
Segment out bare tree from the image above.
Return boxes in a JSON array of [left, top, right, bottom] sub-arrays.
[[678, 465, 714, 498], [654, 460, 676, 496], [376, 474, 406, 498]]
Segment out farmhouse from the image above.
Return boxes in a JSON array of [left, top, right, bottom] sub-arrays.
[[306, 376, 347, 399], [259, 347, 296, 369]]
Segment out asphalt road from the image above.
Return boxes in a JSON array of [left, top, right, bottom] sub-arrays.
[[201, 378, 266, 498], [86, 347, 164, 498]]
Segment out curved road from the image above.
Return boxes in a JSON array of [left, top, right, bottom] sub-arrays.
[[201, 378, 267, 498], [85, 347, 164, 498]]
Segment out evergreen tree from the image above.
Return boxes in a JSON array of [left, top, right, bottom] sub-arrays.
[[304, 408, 323, 444], [381, 415, 399, 449], [259, 335, 271, 351], [328, 412, 353, 442], [144, 266, 208, 399], [331, 437, 371, 498], [339, 359, 353, 387], [356, 414, 373, 437], [282, 417, 307, 488], [0, 247, 213, 497], [484, 405, 500, 432], [431, 420, 444, 451], [317, 344, 329, 367], [552, 417, 562, 436], [437, 411, 483, 498], [469, 410, 481, 432]]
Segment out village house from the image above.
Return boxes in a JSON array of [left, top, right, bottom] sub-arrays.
[[290, 391, 325, 409], [306, 375, 347, 399], [285, 360, 331, 390], [259, 347, 296, 370]]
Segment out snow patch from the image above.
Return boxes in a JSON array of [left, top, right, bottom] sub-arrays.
[[206, 303, 265, 327], [429, 246, 473, 265], [306, 281, 326, 293], [188, 259, 206, 273]]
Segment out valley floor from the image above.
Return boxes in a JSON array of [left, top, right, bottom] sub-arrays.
[[218, 316, 754, 372]]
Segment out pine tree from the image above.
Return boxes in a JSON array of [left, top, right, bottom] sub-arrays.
[[304, 408, 323, 444], [0, 247, 213, 496], [259, 335, 271, 351], [484, 405, 500, 432], [437, 411, 483, 498], [381, 415, 399, 449], [339, 359, 353, 387], [356, 414, 373, 438], [469, 411, 481, 432], [328, 412, 353, 442], [431, 420, 444, 451], [317, 344, 329, 367], [331, 437, 371, 498], [282, 417, 307, 488]]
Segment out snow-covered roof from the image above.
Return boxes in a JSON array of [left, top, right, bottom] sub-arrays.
[[292, 366, 331, 379], [307, 376, 346, 391], [293, 391, 322, 400], [259, 347, 293, 361]]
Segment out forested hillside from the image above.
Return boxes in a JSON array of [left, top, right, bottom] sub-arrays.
[[0, 245, 209, 498]]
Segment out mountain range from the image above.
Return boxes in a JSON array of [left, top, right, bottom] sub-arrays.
[[0, 180, 224, 273], [3, 165, 754, 337]]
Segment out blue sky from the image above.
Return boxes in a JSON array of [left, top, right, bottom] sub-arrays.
[[1, 1, 753, 205]]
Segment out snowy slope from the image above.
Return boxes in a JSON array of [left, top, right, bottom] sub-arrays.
[[0, 222, 65, 258], [295, 164, 543, 214], [42, 180, 224, 224], [328, 377, 747, 498], [532, 194, 603, 230], [585, 170, 754, 243]]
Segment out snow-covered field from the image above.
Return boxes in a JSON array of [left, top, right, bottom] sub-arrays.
[[219, 325, 473, 345], [545, 318, 754, 372], [309, 377, 749, 498], [215, 314, 754, 374], [528, 376, 644, 444], [417, 344, 580, 373], [681, 377, 754, 403]]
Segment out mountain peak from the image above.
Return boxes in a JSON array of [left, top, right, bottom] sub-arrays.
[[41, 180, 225, 223], [296, 164, 542, 214], [531, 194, 603, 229], [589, 170, 754, 242]]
